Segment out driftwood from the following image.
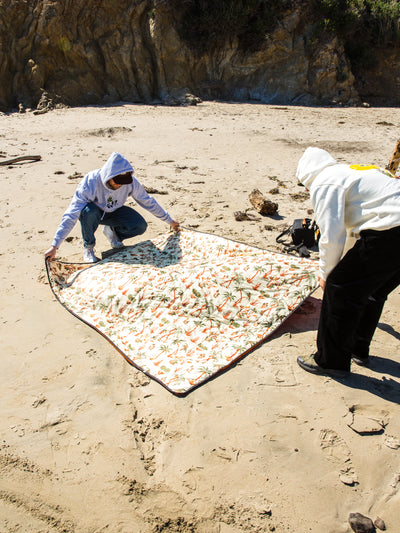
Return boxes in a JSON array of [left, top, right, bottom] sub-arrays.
[[386, 138, 400, 174], [248, 188, 278, 216], [0, 155, 42, 166]]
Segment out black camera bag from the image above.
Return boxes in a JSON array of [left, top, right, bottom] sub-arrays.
[[276, 218, 320, 257]]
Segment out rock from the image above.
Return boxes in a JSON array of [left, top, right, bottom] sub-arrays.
[[348, 512, 375, 533], [164, 88, 202, 106], [374, 517, 386, 531]]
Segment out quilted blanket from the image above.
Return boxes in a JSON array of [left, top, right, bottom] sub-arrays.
[[46, 229, 319, 395]]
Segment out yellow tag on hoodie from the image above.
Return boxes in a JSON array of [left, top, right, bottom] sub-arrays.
[[349, 164, 398, 178]]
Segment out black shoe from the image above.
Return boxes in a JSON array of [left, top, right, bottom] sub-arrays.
[[351, 355, 369, 366], [297, 354, 349, 378]]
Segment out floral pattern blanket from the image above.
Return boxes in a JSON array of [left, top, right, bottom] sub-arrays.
[[46, 229, 319, 395]]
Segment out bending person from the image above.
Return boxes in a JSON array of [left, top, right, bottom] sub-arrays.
[[296, 147, 400, 377]]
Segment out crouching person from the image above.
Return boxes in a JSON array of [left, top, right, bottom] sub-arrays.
[[45, 152, 180, 263]]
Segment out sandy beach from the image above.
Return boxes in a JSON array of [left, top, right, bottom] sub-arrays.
[[1, 101, 399, 532]]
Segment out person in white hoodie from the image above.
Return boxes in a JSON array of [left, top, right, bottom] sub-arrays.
[[45, 152, 180, 263], [296, 147, 400, 377]]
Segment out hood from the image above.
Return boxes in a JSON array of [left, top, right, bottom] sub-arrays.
[[99, 152, 134, 187], [296, 147, 338, 189]]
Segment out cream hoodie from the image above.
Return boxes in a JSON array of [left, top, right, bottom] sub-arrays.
[[296, 147, 400, 280]]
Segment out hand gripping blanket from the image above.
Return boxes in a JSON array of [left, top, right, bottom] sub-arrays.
[[46, 229, 319, 395]]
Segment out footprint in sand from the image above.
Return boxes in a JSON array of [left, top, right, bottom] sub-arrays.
[[319, 429, 358, 486], [123, 405, 165, 476]]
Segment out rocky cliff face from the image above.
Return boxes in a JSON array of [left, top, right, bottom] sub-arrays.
[[0, 0, 160, 110], [0, 0, 364, 111]]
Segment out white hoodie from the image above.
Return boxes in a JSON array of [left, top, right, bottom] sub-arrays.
[[296, 147, 400, 280], [52, 152, 173, 248]]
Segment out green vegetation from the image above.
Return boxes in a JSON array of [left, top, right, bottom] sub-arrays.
[[314, 0, 400, 67], [160, 0, 400, 67], [164, 0, 289, 54]]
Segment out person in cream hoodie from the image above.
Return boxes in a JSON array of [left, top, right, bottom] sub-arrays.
[[296, 147, 400, 376], [45, 152, 180, 263]]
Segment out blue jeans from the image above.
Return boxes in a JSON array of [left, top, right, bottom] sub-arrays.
[[79, 203, 147, 248]]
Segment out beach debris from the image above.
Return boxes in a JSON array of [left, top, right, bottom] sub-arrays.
[[32, 90, 64, 115], [164, 88, 202, 106], [85, 126, 133, 137], [248, 189, 278, 216], [0, 155, 41, 166], [67, 171, 84, 180], [290, 191, 309, 201], [348, 512, 375, 533], [268, 175, 286, 187], [32, 108, 48, 115], [374, 517, 386, 531], [144, 186, 168, 195], [234, 210, 260, 221]]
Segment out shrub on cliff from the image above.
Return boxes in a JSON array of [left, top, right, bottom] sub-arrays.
[[315, 0, 400, 67], [163, 0, 289, 54]]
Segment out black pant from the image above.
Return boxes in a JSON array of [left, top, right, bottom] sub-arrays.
[[315, 226, 400, 371]]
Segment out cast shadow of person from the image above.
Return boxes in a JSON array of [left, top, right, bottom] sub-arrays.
[[331, 352, 400, 405], [272, 300, 400, 405], [55, 232, 183, 289], [101, 230, 183, 268], [331, 320, 400, 404], [332, 370, 400, 405], [377, 322, 400, 342]]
